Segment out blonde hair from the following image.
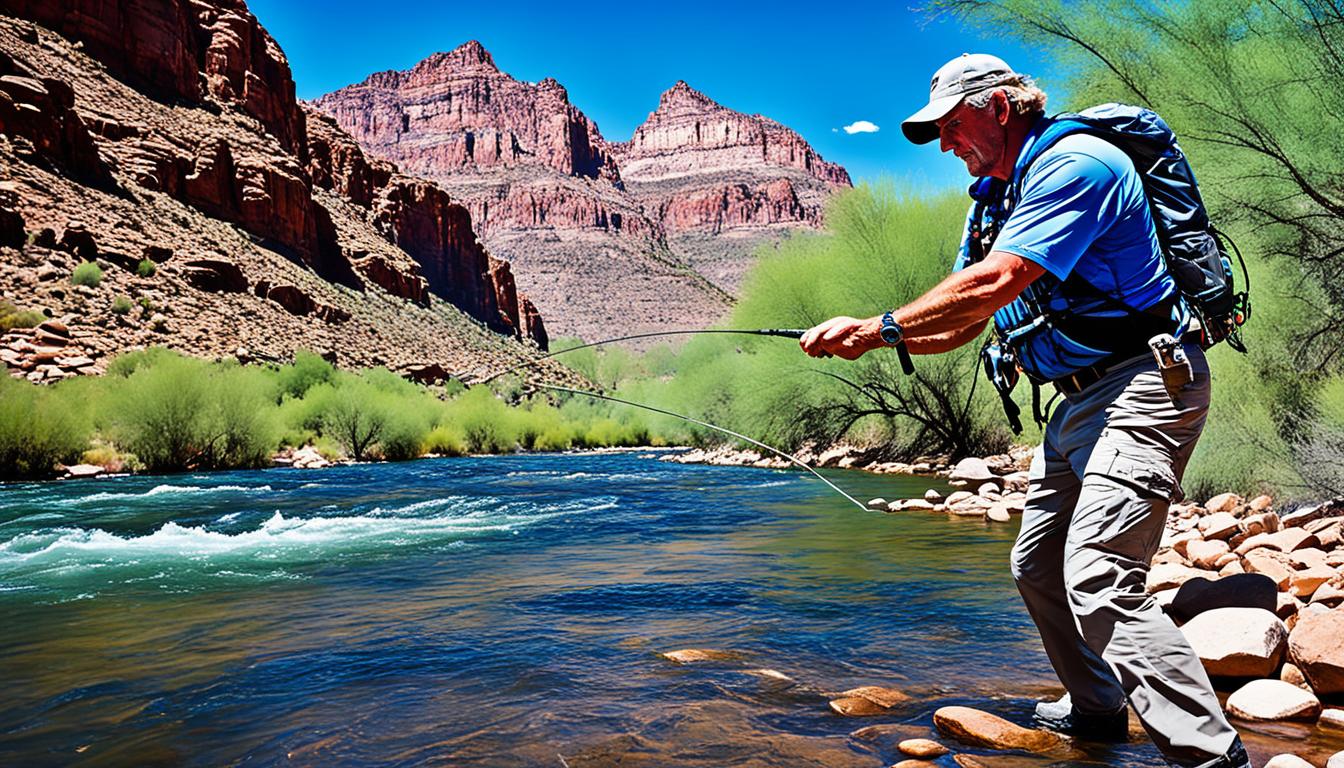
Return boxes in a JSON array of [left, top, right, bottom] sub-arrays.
[[965, 75, 1048, 116]]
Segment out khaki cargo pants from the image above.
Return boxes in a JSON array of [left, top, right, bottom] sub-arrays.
[[1011, 344, 1240, 766]]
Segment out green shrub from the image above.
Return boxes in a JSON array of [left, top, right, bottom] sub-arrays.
[[315, 374, 390, 461], [0, 300, 44, 330], [136, 259, 156, 278], [71, 261, 102, 288], [276, 349, 335, 400], [378, 410, 428, 461], [0, 376, 91, 479], [423, 424, 467, 456], [446, 387, 517, 453], [111, 295, 133, 315]]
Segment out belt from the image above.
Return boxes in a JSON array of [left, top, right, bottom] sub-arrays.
[[1052, 332, 1201, 397]]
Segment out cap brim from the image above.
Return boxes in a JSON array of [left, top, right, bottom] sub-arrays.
[[901, 93, 964, 145]]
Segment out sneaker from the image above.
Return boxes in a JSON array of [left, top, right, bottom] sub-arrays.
[[1032, 694, 1130, 742]]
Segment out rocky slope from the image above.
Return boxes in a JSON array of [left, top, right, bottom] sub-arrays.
[[611, 81, 851, 294], [313, 44, 851, 340], [0, 1, 563, 384]]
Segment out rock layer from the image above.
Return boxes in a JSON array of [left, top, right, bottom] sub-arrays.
[[313, 44, 851, 339]]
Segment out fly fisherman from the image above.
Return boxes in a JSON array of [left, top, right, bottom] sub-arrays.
[[799, 54, 1250, 768]]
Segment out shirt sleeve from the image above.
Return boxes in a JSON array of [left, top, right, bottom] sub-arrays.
[[992, 148, 1125, 281], [952, 201, 977, 273]]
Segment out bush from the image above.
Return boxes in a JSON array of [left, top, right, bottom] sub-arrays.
[[136, 259, 156, 278], [111, 295, 133, 315], [71, 261, 102, 287], [446, 387, 518, 453], [276, 349, 335, 400], [0, 376, 91, 478], [0, 300, 44, 330], [315, 374, 391, 461]]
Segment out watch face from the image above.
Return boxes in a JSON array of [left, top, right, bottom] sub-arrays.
[[880, 326, 902, 345]]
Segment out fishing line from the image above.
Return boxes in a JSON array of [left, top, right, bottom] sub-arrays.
[[472, 328, 809, 384], [534, 383, 869, 511]]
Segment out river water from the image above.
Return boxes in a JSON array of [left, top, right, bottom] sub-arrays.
[[1, 452, 1338, 767]]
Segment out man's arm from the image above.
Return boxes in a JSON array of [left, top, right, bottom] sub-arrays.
[[904, 318, 990, 354], [799, 251, 1043, 359]]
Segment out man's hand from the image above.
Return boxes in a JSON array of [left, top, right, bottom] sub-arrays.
[[800, 315, 883, 359]]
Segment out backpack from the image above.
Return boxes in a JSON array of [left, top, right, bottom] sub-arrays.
[[1025, 104, 1251, 353], [971, 104, 1251, 433]]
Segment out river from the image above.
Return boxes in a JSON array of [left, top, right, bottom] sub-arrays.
[[1, 452, 1337, 766]]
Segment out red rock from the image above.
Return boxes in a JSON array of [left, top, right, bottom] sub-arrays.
[[180, 259, 247, 293], [932, 706, 1064, 752], [1288, 609, 1344, 694]]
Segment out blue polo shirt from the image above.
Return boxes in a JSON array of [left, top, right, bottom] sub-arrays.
[[955, 123, 1187, 381]]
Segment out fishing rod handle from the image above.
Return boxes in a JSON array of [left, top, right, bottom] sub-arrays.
[[759, 328, 808, 338]]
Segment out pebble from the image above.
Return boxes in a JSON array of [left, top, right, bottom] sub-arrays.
[[659, 649, 737, 663], [1319, 708, 1344, 730], [897, 739, 949, 758]]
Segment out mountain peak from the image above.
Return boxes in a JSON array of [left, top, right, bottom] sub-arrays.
[[415, 41, 498, 75], [658, 80, 717, 111]]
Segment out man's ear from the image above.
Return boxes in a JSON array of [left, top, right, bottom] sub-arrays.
[[993, 90, 1011, 125]]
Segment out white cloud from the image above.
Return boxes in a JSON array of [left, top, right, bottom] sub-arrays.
[[842, 120, 880, 135]]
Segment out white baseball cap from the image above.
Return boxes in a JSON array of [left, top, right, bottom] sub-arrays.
[[902, 53, 1020, 144]]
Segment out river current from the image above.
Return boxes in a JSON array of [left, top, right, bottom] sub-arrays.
[[1, 452, 1337, 766]]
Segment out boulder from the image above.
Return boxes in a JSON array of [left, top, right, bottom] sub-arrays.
[[1248, 494, 1274, 512], [987, 504, 1012, 523], [1180, 607, 1287, 677], [924, 489, 944, 503], [1199, 512, 1241, 541], [829, 685, 909, 716], [1311, 582, 1344, 607], [1281, 663, 1309, 689], [932, 706, 1065, 753], [902, 499, 936, 512], [897, 739, 949, 758], [945, 490, 976, 507], [1291, 548, 1329, 569], [1166, 574, 1278, 625], [949, 457, 995, 483], [1147, 563, 1213, 593], [1280, 499, 1343, 529], [181, 258, 247, 293], [1243, 549, 1295, 589], [1289, 566, 1336, 599], [1187, 539, 1231, 569], [1226, 679, 1321, 721], [1264, 756, 1314, 768], [1240, 511, 1281, 538], [1329, 751, 1344, 768], [1206, 492, 1242, 514], [866, 498, 888, 511], [1288, 609, 1344, 694]]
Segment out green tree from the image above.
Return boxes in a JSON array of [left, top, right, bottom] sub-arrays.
[[0, 376, 90, 478]]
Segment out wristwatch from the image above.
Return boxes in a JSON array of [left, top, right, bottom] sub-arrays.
[[879, 311, 905, 346]]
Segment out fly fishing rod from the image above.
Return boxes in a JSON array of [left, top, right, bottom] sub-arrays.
[[472, 328, 810, 384]]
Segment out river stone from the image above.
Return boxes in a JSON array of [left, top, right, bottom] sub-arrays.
[[1289, 566, 1336, 598], [987, 504, 1012, 523], [1329, 752, 1344, 768], [1241, 511, 1281, 538], [924, 489, 944, 503], [1199, 512, 1241, 541], [1264, 755, 1315, 768], [1312, 582, 1344, 607], [1288, 609, 1344, 694], [1167, 574, 1278, 625], [1290, 548, 1329, 569], [1180, 607, 1287, 677], [932, 706, 1064, 752], [1147, 563, 1211, 592], [660, 649, 737, 663], [950, 457, 995, 483], [867, 498, 888, 510], [1320, 708, 1344, 729], [1219, 560, 1246, 577], [891, 761, 939, 768], [1187, 539, 1231, 569], [62, 463, 105, 478], [1206, 493, 1242, 514], [1282, 663, 1310, 689], [903, 499, 936, 511], [1226, 679, 1322, 721], [841, 685, 910, 709], [829, 696, 886, 716], [953, 757, 988, 768], [897, 738, 949, 758], [1243, 549, 1294, 589]]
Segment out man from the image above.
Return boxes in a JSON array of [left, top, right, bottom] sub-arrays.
[[799, 54, 1250, 768]]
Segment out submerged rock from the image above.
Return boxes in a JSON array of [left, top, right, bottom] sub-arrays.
[[829, 685, 910, 715], [932, 706, 1065, 752], [659, 648, 737, 663]]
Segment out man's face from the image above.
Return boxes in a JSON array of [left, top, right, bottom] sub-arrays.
[[936, 96, 1006, 178]]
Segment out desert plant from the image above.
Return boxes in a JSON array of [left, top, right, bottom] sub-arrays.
[[0, 300, 44, 330], [0, 376, 91, 479], [276, 349, 335, 400], [136, 259, 156, 278], [111, 295, 133, 315], [71, 261, 102, 288]]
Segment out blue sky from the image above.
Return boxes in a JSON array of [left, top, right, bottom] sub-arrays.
[[250, 1, 1061, 190]]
